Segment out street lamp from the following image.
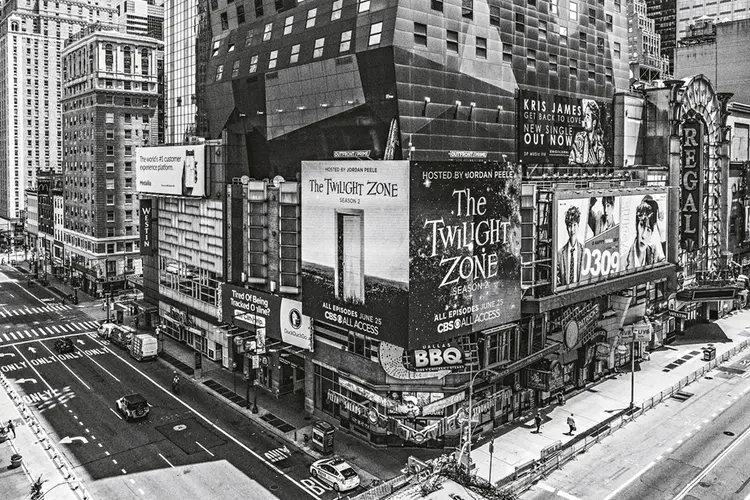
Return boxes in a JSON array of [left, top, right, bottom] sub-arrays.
[[456, 367, 503, 473]]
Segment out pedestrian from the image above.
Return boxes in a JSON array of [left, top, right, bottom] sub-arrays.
[[172, 372, 180, 395], [567, 414, 576, 435], [534, 412, 542, 433], [556, 392, 565, 406], [7, 419, 15, 439]]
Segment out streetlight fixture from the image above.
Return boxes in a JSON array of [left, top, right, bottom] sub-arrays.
[[456, 367, 503, 472]]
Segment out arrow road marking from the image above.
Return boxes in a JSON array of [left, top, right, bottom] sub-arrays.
[[16, 378, 38, 385], [0, 352, 15, 358], [195, 441, 215, 457], [59, 436, 89, 445], [28, 346, 36, 353]]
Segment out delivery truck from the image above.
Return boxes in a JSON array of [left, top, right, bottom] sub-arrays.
[[110, 325, 135, 349], [129, 334, 158, 362]]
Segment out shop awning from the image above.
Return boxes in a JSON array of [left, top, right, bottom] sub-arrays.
[[676, 288, 737, 302], [132, 299, 158, 314]]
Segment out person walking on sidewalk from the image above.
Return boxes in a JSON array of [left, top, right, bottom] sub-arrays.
[[7, 419, 15, 439], [567, 414, 576, 435], [172, 372, 181, 395], [534, 412, 542, 433]]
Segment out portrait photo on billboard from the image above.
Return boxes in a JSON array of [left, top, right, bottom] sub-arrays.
[[409, 161, 522, 348], [518, 90, 613, 167], [619, 193, 667, 272], [301, 161, 409, 346]]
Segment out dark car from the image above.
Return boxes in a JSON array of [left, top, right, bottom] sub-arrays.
[[54, 338, 75, 354], [116, 394, 150, 421]]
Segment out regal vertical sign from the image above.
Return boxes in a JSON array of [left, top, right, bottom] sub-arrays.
[[680, 121, 702, 251]]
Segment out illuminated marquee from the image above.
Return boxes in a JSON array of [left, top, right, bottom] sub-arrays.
[[680, 121, 703, 251]]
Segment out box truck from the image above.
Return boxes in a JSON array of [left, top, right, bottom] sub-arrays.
[[129, 334, 158, 361]]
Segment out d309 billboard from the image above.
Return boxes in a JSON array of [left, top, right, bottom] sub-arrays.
[[554, 190, 668, 291], [409, 162, 522, 347]]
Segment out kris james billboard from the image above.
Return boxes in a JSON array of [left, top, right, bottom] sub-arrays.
[[301, 161, 522, 349], [554, 189, 668, 291]]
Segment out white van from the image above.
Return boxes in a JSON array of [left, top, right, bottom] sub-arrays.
[[129, 334, 158, 361]]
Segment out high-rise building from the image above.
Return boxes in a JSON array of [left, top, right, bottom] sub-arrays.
[[646, 0, 677, 76], [61, 26, 163, 296], [675, 0, 750, 42], [164, 0, 202, 144], [0, 2, 116, 228], [629, 0, 671, 84], [116, 0, 165, 39]]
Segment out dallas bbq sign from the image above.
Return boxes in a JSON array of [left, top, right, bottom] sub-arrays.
[[681, 120, 703, 251]]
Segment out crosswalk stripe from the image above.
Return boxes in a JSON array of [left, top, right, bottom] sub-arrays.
[[84, 321, 97, 328], [9, 332, 17, 340], [24, 330, 32, 338], [32, 329, 39, 337], [58, 325, 70, 332], [2, 334, 8, 341], [70, 323, 82, 331], [3, 309, 11, 316], [0, 312, 6, 318], [51, 326, 61, 334], [44, 327, 56, 335], [11, 309, 19, 316]]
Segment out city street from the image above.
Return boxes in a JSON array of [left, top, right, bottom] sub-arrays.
[[0, 267, 352, 500], [521, 351, 750, 500]]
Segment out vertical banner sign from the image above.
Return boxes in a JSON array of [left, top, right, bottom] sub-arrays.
[[409, 162, 522, 348], [139, 198, 153, 256], [681, 121, 702, 251]]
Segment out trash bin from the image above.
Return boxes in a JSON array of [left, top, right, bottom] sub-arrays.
[[311, 420, 335, 455], [703, 346, 716, 361]]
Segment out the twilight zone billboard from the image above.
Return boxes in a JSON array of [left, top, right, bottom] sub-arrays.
[[553, 189, 668, 292], [518, 90, 614, 167], [301, 161, 522, 349]]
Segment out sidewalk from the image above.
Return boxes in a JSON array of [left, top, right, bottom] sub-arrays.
[[9, 261, 97, 306], [470, 309, 750, 486], [157, 335, 444, 485], [0, 376, 84, 500]]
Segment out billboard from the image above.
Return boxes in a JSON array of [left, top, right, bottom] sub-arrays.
[[139, 198, 154, 256], [301, 161, 410, 346], [680, 121, 702, 251], [409, 162, 522, 347], [220, 283, 313, 350], [518, 90, 613, 167], [135, 145, 206, 197], [554, 190, 668, 291]]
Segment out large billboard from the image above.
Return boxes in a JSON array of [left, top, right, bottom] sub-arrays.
[[518, 90, 613, 167], [554, 190, 668, 291], [301, 161, 410, 347], [135, 145, 206, 197], [409, 162, 522, 347]]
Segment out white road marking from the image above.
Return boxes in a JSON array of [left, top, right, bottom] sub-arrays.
[[98, 443, 103, 448], [121, 469, 127, 474], [86, 333, 322, 500], [656, 455, 663, 460], [9, 332, 17, 340], [79, 421, 83, 426], [51, 326, 62, 334], [12, 345, 57, 394], [74, 415, 78, 420], [196, 441, 215, 457], [159, 453, 175, 468], [78, 347, 121, 382], [667, 447, 673, 452], [113, 459, 118, 464], [32, 329, 39, 337], [558, 491, 583, 500], [537, 482, 555, 492], [38, 342, 91, 390], [91, 435, 96, 440], [3, 334, 9, 342], [138, 488, 145, 495], [602, 462, 656, 500], [129, 479, 135, 484], [24, 330, 32, 338], [109, 408, 122, 420], [105, 451, 110, 456], [676, 439, 683, 444]]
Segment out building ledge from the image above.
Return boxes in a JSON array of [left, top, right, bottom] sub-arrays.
[[521, 264, 677, 314]]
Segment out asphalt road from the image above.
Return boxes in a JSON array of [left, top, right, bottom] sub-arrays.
[[521, 350, 750, 500], [0, 266, 353, 500]]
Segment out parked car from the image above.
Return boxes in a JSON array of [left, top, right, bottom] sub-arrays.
[[310, 457, 361, 492], [97, 322, 117, 340], [116, 394, 150, 421], [54, 338, 75, 354]]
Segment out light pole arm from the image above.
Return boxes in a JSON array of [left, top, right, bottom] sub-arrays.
[[457, 367, 503, 471]]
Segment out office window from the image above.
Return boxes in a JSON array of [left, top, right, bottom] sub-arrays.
[[331, 0, 342, 20], [515, 13, 525, 32], [215, 64, 224, 81], [606, 14, 613, 31], [570, 1, 578, 21], [414, 23, 427, 46], [462, 0, 472, 19], [527, 49, 536, 69], [559, 26, 568, 46], [232, 59, 240, 77], [614, 0, 620, 12], [605, 66, 613, 84], [255, 0, 263, 16], [106, 129, 114, 139], [588, 7, 595, 24], [579, 32, 587, 50], [597, 36, 604, 55], [106, 162, 115, 173], [551, 0, 558, 15], [550, 54, 558, 72], [283, 16, 293, 35], [368, 22, 382, 46], [588, 62, 595, 80], [248, 55, 258, 73], [106, 145, 114, 156], [237, 5, 245, 23], [263, 22, 272, 41], [539, 20, 548, 41], [502, 42, 512, 63], [490, 5, 500, 26], [614, 41, 621, 58], [107, 210, 114, 221], [106, 194, 114, 205], [268, 50, 278, 69], [447, 29, 458, 52], [245, 30, 254, 47], [313, 37, 325, 58], [220, 12, 228, 30], [306, 8, 317, 28], [212, 39, 221, 56], [339, 30, 352, 52], [431, 0, 443, 11], [358, 0, 370, 13], [570, 58, 577, 78], [290, 44, 300, 63], [476, 36, 486, 58]]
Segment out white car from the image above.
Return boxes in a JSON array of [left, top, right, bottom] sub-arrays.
[[310, 457, 360, 492]]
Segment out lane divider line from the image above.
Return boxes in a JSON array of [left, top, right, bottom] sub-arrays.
[[159, 453, 175, 468], [196, 441, 215, 457], [38, 342, 91, 390], [601, 461, 656, 500], [109, 408, 122, 420]]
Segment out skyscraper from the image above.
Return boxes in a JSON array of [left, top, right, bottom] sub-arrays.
[[116, 0, 165, 39], [0, 2, 116, 228]]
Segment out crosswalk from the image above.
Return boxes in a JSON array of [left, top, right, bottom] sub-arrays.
[[0, 303, 73, 318], [0, 320, 100, 343]]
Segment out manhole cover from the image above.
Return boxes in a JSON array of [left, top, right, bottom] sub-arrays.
[[174, 424, 187, 431], [269, 485, 279, 491], [699, 480, 711, 488], [724, 431, 736, 436]]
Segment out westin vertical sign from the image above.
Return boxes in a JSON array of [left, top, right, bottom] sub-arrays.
[[680, 121, 702, 251]]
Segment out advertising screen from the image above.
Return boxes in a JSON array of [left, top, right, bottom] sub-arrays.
[[409, 162, 522, 348], [135, 145, 206, 197], [301, 161, 410, 347], [554, 190, 668, 291], [518, 90, 613, 167]]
